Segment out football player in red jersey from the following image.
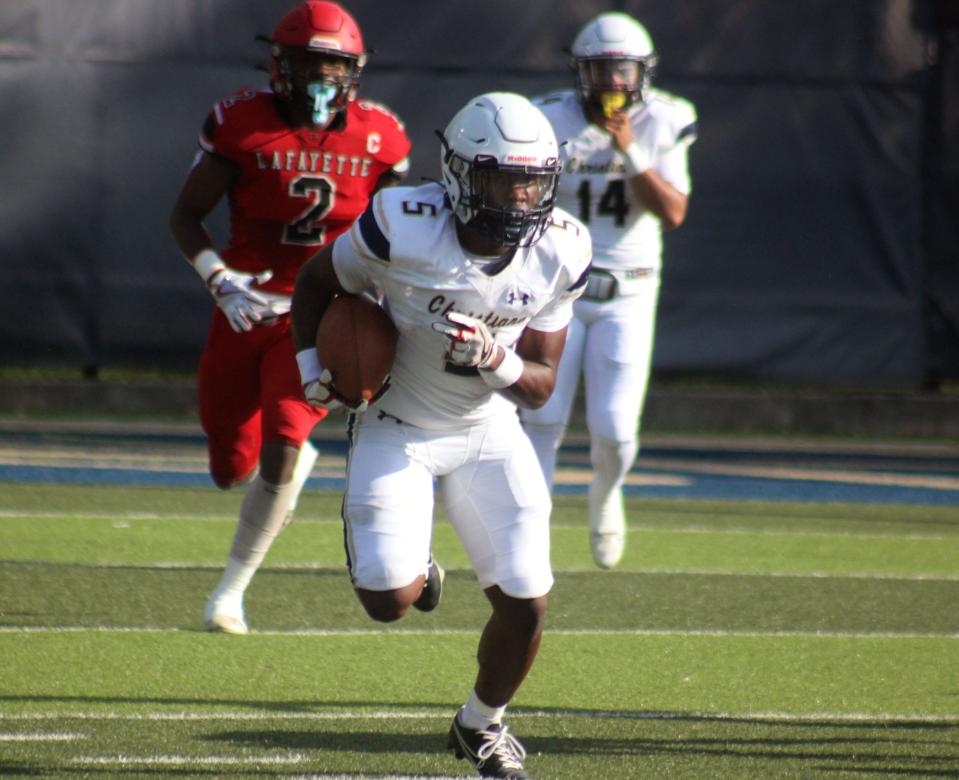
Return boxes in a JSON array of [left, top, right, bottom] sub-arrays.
[[169, 0, 411, 635]]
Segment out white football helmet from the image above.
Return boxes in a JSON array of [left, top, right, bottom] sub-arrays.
[[570, 13, 657, 117], [440, 92, 562, 248]]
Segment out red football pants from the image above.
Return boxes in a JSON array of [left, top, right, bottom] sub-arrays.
[[198, 309, 327, 486]]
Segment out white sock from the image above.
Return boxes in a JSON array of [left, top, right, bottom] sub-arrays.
[[521, 421, 566, 490], [222, 474, 299, 581], [588, 436, 637, 535], [287, 440, 318, 515], [208, 556, 257, 607], [458, 690, 507, 731]]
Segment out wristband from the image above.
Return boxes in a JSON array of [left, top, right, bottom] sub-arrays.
[[622, 142, 652, 177], [479, 346, 524, 389], [295, 348, 323, 385], [192, 248, 226, 285]]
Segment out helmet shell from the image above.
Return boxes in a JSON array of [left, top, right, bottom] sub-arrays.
[[272, 0, 364, 56], [440, 92, 562, 247], [571, 12, 654, 59]]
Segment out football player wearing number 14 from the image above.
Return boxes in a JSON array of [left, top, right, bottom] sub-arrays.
[[292, 93, 591, 778], [169, 0, 411, 635], [520, 12, 698, 570]]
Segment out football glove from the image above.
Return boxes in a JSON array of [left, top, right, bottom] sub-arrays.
[[303, 369, 346, 411], [304, 370, 393, 413], [296, 348, 343, 411], [207, 267, 273, 333], [431, 311, 498, 369]]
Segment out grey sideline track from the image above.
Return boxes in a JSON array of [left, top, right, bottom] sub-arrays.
[[1, 415, 958, 505]]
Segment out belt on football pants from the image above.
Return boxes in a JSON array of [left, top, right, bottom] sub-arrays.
[[581, 267, 654, 302]]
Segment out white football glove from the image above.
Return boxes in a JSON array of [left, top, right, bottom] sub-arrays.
[[303, 369, 346, 411], [431, 311, 498, 368], [207, 267, 273, 333], [296, 348, 350, 412]]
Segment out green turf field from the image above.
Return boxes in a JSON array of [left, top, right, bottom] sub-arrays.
[[1, 483, 958, 778]]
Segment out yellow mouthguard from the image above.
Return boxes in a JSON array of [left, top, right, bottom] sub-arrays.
[[600, 92, 627, 118]]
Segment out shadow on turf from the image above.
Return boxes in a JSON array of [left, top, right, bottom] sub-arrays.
[[204, 726, 959, 776], [11, 696, 955, 774]]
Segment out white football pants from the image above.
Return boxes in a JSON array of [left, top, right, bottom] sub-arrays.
[[343, 409, 554, 600], [520, 277, 660, 490]]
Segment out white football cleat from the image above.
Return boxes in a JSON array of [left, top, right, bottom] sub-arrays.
[[590, 531, 625, 569], [204, 593, 249, 635]]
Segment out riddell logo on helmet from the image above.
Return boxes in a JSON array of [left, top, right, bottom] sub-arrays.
[[507, 155, 538, 162], [309, 36, 343, 50]]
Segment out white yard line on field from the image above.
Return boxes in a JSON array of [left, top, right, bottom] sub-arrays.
[[0, 732, 86, 740], [1, 625, 956, 639], [0, 510, 330, 523], [636, 459, 959, 490], [71, 754, 309, 766], [4, 557, 957, 581], [2, 709, 957, 724], [70, 755, 460, 780], [3, 509, 958, 542]]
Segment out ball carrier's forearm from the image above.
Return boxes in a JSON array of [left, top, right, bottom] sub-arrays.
[[496, 326, 568, 410], [434, 315, 569, 411]]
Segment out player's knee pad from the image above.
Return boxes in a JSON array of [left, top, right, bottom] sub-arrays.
[[590, 435, 638, 486]]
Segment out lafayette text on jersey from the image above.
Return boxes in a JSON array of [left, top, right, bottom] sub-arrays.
[[536, 88, 696, 280], [199, 88, 411, 294], [331, 182, 592, 430]]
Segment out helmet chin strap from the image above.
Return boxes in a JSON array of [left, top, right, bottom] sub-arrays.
[[307, 82, 338, 125]]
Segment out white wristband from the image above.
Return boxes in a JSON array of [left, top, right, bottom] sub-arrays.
[[295, 348, 323, 385], [622, 142, 652, 177], [192, 248, 226, 285], [479, 346, 524, 389]]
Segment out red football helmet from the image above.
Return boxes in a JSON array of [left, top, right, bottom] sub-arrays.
[[268, 1, 367, 125]]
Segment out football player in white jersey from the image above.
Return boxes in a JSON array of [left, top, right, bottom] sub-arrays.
[[520, 12, 698, 569], [291, 92, 591, 779]]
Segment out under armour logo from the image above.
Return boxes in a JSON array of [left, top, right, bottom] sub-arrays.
[[507, 291, 531, 306]]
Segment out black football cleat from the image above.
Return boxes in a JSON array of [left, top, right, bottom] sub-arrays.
[[448, 713, 530, 779], [412, 558, 445, 612]]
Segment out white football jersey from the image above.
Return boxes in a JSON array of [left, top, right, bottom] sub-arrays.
[[332, 182, 592, 430], [535, 88, 696, 284]]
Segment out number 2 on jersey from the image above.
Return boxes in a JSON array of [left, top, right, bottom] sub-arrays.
[[576, 180, 628, 226], [283, 175, 335, 245]]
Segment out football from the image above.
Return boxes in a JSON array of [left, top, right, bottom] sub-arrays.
[[315, 294, 398, 407]]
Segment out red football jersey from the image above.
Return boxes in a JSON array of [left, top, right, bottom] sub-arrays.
[[198, 88, 411, 294]]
